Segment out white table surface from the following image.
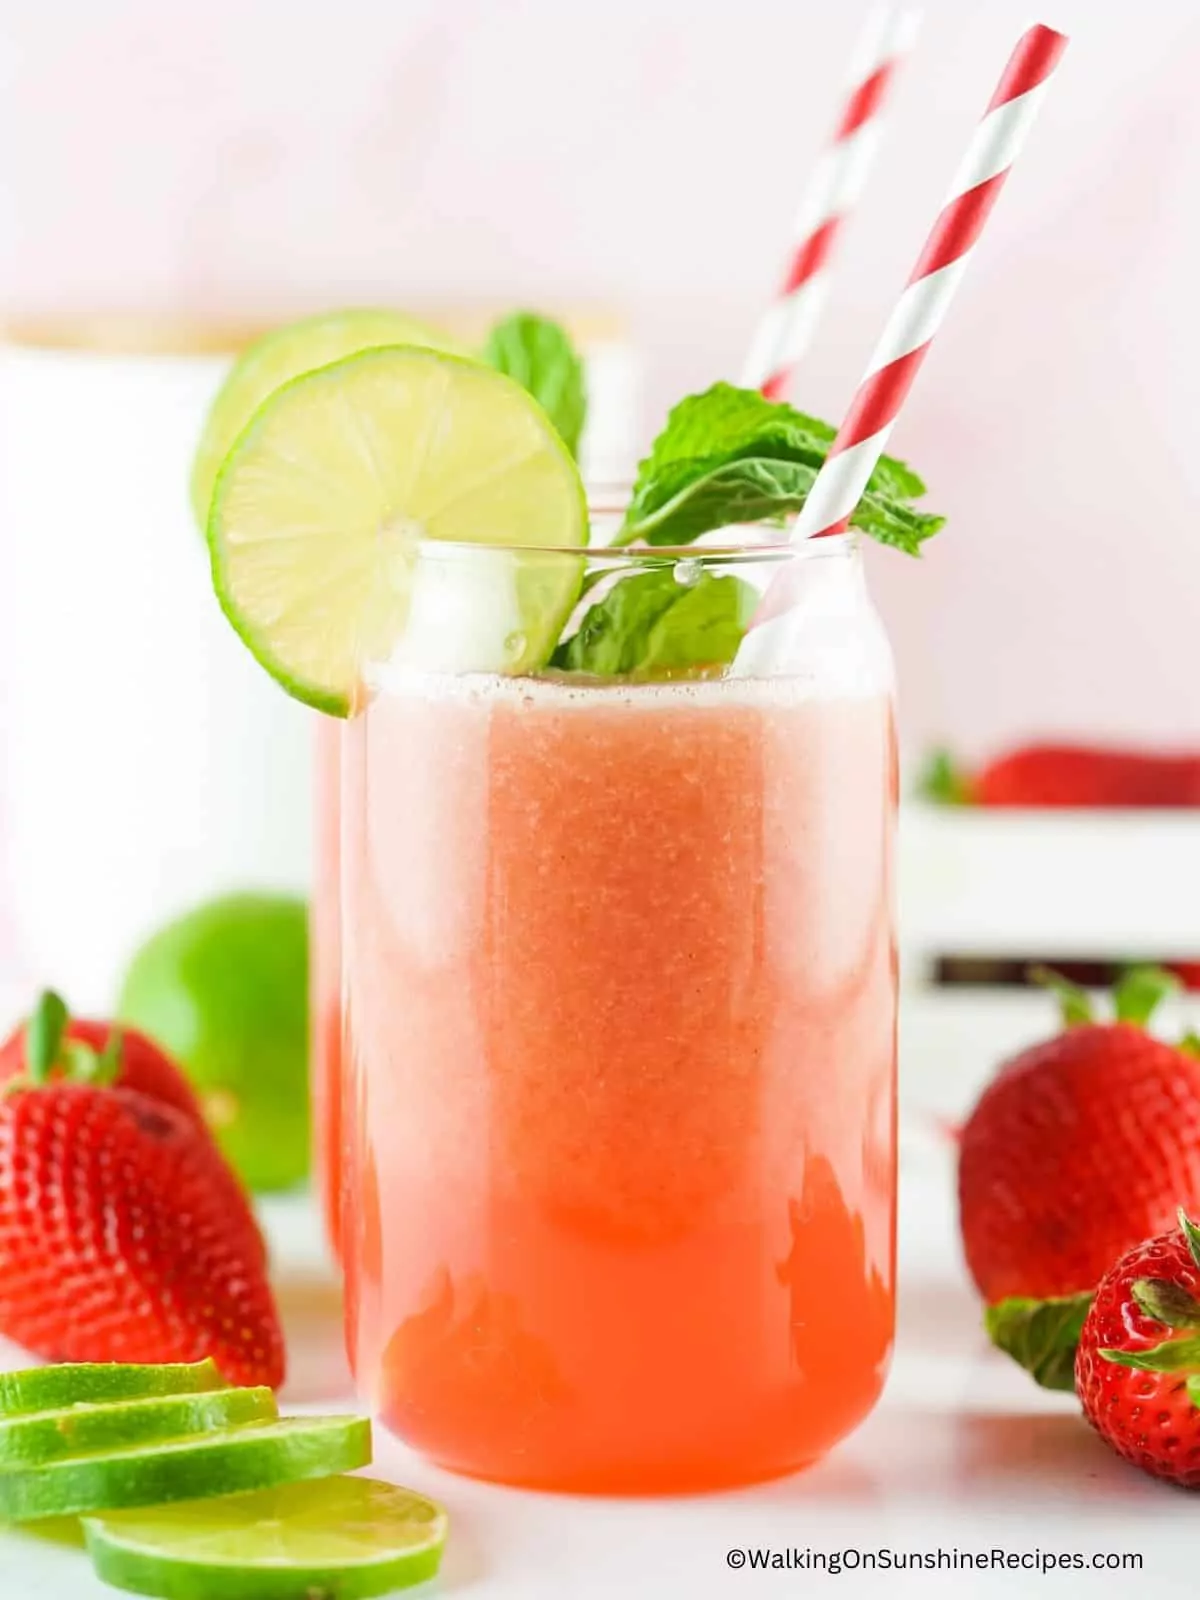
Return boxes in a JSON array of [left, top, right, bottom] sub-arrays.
[[4, 1130, 1198, 1600]]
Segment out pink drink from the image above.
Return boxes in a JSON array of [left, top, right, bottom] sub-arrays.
[[341, 538, 897, 1491]]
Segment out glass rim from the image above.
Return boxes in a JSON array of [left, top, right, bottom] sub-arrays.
[[414, 530, 858, 565]]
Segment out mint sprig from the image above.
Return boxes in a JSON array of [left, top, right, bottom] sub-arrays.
[[552, 568, 756, 677], [617, 384, 943, 554], [481, 312, 587, 459]]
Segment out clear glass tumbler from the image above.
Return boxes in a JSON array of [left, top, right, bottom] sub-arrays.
[[340, 530, 897, 1492], [311, 716, 343, 1261]]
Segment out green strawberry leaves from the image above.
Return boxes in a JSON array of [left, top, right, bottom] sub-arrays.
[[552, 568, 757, 677], [17, 990, 121, 1092], [985, 1292, 1093, 1391], [481, 312, 587, 460], [24, 990, 70, 1082], [916, 750, 973, 805], [616, 384, 943, 553], [1130, 1278, 1200, 1329], [1028, 963, 1182, 1033], [1100, 1214, 1200, 1378], [1028, 968, 1095, 1028], [1101, 1337, 1200, 1374], [1112, 966, 1181, 1028]]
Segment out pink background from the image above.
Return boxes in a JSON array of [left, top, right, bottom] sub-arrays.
[[2, 0, 1198, 757]]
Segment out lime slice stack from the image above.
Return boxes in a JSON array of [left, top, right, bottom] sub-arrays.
[[191, 309, 463, 529], [0, 1360, 224, 1417], [207, 346, 588, 713], [0, 1363, 448, 1595], [0, 1415, 372, 1523], [0, 1386, 276, 1468], [85, 1476, 448, 1599]]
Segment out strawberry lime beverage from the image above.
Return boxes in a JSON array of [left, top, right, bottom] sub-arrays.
[[200, 340, 940, 1490], [340, 535, 898, 1491]]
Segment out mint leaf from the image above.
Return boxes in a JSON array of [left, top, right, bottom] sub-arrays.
[[552, 568, 756, 678], [618, 384, 941, 553], [480, 311, 587, 459], [1113, 965, 1180, 1028], [985, 1292, 1092, 1391]]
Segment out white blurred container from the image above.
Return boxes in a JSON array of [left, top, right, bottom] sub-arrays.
[[0, 313, 641, 1013], [896, 802, 1200, 1116], [0, 323, 315, 1011]]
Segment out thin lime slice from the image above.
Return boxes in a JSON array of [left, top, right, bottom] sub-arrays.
[[0, 1415, 370, 1523], [208, 346, 587, 714], [0, 1362, 225, 1420], [191, 309, 463, 528], [83, 1476, 447, 1600], [0, 1386, 276, 1468]]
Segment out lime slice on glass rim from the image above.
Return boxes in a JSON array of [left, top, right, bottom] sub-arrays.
[[0, 1385, 276, 1469], [84, 1476, 447, 1600], [0, 1414, 370, 1522], [191, 308, 463, 529], [0, 1361, 225, 1419], [207, 346, 588, 714]]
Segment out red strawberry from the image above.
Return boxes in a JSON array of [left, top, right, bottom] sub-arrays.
[[921, 744, 1200, 808], [0, 993, 266, 1267], [0, 1029, 284, 1387], [1075, 1212, 1200, 1487], [960, 967, 1200, 1303], [0, 991, 203, 1126]]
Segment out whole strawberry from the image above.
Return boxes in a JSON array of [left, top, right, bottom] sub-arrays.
[[0, 993, 266, 1268], [960, 968, 1200, 1302], [0, 1000, 284, 1387], [921, 744, 1200, 807], [0, 990, 204, 1126], [1075, 1212, 1200, 1487]]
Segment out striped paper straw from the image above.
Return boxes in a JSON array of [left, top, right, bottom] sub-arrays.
[[735, 22, 1067, 674], [740, 5, 922, 400]]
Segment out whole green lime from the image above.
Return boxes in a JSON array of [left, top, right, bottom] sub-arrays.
[[117, 894, 310, 1193]]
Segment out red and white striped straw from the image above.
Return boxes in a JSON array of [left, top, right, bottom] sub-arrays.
[[736, 22, 1068, 673], [740, 5, 922, 401]]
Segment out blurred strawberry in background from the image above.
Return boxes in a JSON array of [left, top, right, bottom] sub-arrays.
[[922, 744, 1200, 809]]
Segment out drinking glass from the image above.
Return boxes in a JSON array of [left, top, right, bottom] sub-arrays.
[[339, 529, 897, 1492]]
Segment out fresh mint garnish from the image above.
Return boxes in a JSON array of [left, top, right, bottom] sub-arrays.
[[552, 568, 757, 678], [481, 312, 587, 459], [617, 383, 942, 554]]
